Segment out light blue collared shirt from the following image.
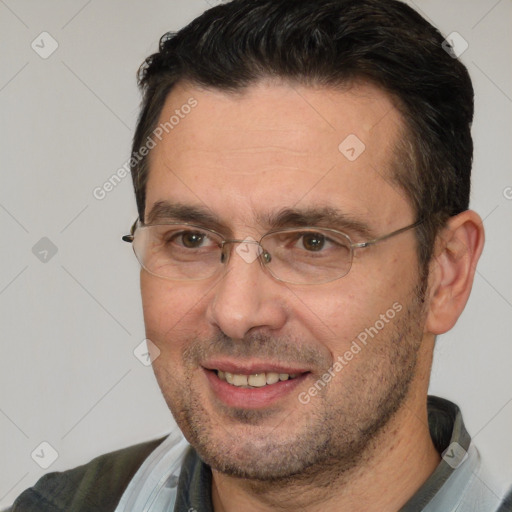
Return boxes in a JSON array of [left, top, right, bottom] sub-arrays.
[[114, 397, 511, 512]]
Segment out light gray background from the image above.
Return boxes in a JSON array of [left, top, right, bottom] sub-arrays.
[[1, 0, 511, 507]]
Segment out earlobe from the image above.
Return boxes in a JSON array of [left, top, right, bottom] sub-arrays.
[[425, 210, 485, 335]]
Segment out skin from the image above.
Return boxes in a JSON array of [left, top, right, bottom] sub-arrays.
[[139, 80, 484, 511]]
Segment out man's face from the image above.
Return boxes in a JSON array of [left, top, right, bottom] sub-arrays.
[[141, 80, 428, 479]]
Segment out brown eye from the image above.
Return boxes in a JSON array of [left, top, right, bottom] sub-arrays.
[[181, 232, 206, 248], [302, 233, 325, 251]]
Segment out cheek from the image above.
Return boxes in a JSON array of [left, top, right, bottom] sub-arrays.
[[290, 260, 414, 353], [289, 289, 378, 351], [140, 274, 208, 352]]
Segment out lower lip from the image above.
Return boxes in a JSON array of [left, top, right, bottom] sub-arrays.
[[204, 369, 308, 409]]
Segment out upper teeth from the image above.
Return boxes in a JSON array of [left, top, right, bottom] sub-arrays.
[[217, 370, 298, 388]]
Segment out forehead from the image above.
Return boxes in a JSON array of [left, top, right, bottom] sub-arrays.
[[145, 80, 412, 230]]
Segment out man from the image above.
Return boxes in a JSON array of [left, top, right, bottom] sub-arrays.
[[7, 0, 511, 510]]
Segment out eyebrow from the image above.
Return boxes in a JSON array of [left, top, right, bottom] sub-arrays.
[[261, 207, 375, 239], [145, 201, 375, 239], [145, 201, 223, 230]]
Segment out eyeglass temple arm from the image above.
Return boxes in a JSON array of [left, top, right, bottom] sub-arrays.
[[121, 219, 139, 243], [121, 218, 424, 246], [351, 219, 424, 249]]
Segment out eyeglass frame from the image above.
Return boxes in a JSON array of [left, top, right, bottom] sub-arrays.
[[122, 217, 425, 285]]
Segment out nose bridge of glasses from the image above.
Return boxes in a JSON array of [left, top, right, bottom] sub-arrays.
[[220, 238, 262, 248], [219, 238, 267, 263]]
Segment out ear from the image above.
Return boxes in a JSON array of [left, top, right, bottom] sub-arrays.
[[425, 210, 485, 335]]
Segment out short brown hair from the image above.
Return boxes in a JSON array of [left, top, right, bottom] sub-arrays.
[[130, 0, 474, 269]]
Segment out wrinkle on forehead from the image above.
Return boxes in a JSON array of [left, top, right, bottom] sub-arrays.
[[145, 80, 413, 231], [155, 86, 399, 180]]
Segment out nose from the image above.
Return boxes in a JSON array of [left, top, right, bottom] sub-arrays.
[[205, 241, 288, 340]]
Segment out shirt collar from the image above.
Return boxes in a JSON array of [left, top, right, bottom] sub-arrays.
[[399, 395, 477, 511], [175, 396, 476, 512]]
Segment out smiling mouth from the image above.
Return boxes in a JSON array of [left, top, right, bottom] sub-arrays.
[[216, 370, 301, 388]]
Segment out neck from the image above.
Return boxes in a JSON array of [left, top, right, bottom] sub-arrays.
[[211, 391, 440, 512]]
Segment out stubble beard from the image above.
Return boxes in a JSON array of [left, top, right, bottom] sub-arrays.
[[152, 290, 426, 484]]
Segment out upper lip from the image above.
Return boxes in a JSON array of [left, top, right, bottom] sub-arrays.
[[202, 359, 311, 375]]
